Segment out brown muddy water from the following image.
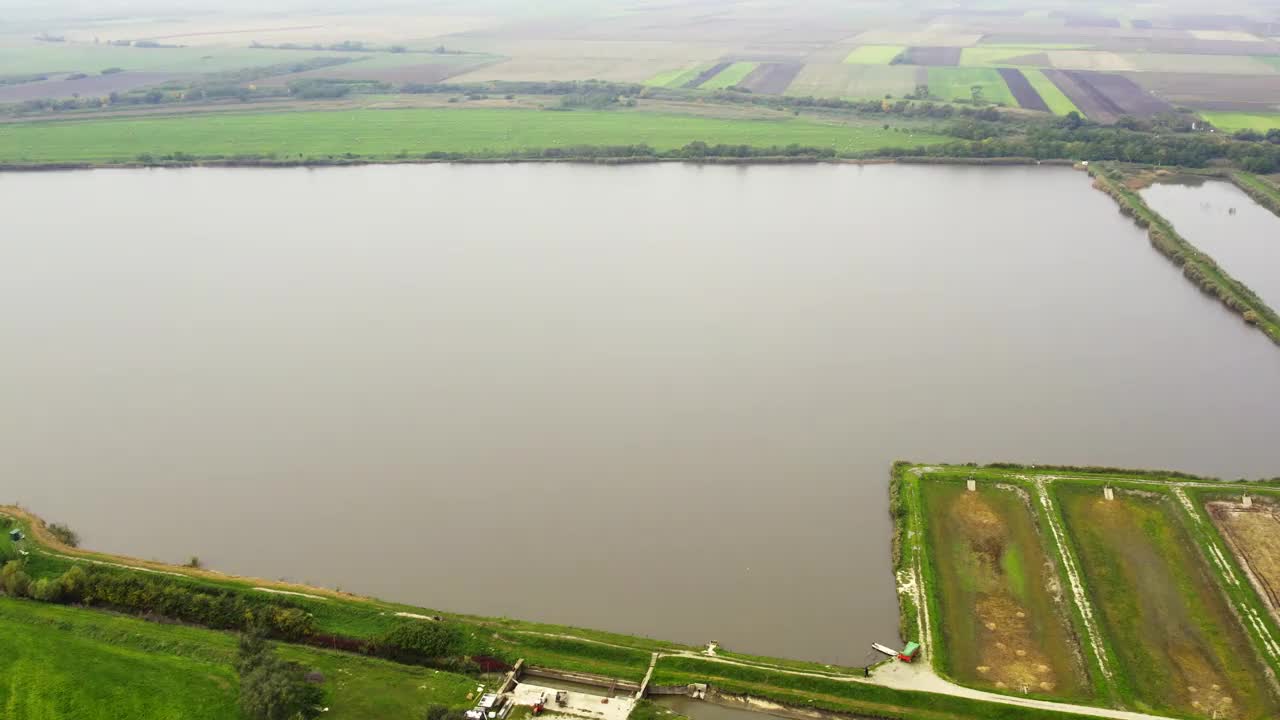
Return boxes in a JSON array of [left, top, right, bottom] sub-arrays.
[[1141, 178, 1280, 312], [2, 164, 1279, 665]]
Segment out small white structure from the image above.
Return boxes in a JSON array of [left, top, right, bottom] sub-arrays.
[[1243, 494, 1253, 508], [1104, 487, 1114, 501], [966, 479, 977, 492]]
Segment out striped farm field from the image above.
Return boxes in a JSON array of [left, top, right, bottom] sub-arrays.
[[843, 45, 905, 64], [786, 64, 920, 99], [644, 64, 712, 88], [927, 67, 1017, 106], [700, 62, 759, 89], [1023, 69, 1082, 115]]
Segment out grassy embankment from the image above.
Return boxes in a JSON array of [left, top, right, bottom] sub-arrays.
[[1231, 171, 1280, 218], [1089, 164, 1280, 345], [918, 478, 1089, 700], [2, 505, 1122, 720], [1055, 484, 1280, 719], [0, 106, 951, 165], [0, 595, 477, 720]]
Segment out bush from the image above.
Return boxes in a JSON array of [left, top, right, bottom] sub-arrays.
[[47, 521, 79, 547], [238, 626, 324, 720], [30, 577, 63, 602], [376, 621, 465, 663], [1, 561, 31, 597]]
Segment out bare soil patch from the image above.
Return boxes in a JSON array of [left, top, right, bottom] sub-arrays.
[[258, 59, 489, 87], [998, 68, 1049, 112], [921, 482, 1089, 700], [1208, 501, 1280, 618], [900, 47, 961, 66], [1042, 69, 1119, 123], [0, 72, 180, 102], [1126, 72, 1280, 112], [1070, 71, 1173, 117], [738, 63, 803, 94]]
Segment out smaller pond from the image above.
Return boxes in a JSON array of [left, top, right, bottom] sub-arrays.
[[1141, 179, 1280, 313]]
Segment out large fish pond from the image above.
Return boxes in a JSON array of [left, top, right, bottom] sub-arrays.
[[2, 163, 1278, 666]]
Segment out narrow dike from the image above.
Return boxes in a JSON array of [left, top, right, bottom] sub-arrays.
[[1089, 164, 1280, 346]]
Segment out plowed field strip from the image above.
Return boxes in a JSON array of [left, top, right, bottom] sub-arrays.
[[999, 68, 1049, 111]]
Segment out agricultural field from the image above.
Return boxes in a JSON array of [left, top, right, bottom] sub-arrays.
[[1203, 111, 1280, 132], [843, 45, 905, 65], [1023, 70, 1082, 115], [0, 595, 476, 720], [0, 43, 366, 76], [0, 107, 952, 163], [919, 479, 1089, 699], [785, 63, 921, 99], [1205, 496, 1280, 619], [736, 63, 804, 94], [926, 67, 1016, 106], [699, 62, 759, 90], [644, 64, 712, 88], [1056, 485, 1280, 719], [998, 69, 1049, 112]]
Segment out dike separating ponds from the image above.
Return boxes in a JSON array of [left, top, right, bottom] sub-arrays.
[[1088, 163, 1280, 346], [895, 463, 1280, 720], [0, 499, 1206, 720]]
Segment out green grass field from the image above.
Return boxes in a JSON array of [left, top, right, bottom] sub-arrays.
[[0, 595, 477, 720], [643, 64, 711, 88], [1056, 486, 1279, 719], [0, 594, 478, 717], [1203, 111, 1280, 132], [0, 107, 952, 163], [1023, 70, 1082, 116], [843, 46, 905, 64], [920, 479, 1089, 700], [927, 68, 1016, 106], [698, 62, 758, 89]]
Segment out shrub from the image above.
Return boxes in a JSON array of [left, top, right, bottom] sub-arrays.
[[376, 620, 465, 663], [1, 560, 31, 597], [30, 577, 63, 602], [47, 521, 79, 547]]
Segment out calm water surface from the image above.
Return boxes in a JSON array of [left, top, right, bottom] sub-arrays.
[[1142, 179, 1280, 312], [3, 164, 1279, 664]]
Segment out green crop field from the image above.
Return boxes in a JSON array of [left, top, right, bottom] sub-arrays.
[[1023, 70, 1081, 116], [927, 68, 1016, 106], [1056, 486, 1280, 719], [699, 62, 759, 89], [0, 595, 476, 720], [643, 64, 711, 88], [843, 46, 905, 64], [1203, 111, 1280, 132], [0, 107, 952, 163], [920, 479, 1089, 699]]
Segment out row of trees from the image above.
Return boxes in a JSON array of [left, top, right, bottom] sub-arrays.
[[237, 625, 325, 720], [0, 561, 316, 639]]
